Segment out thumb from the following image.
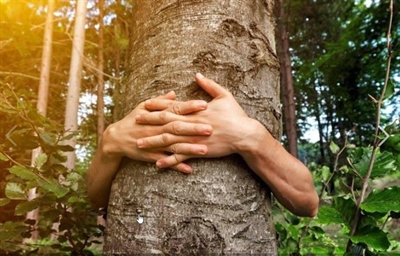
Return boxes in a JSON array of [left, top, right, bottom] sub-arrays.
[[156, 91, 176, 100], [195, 73, 229, 99]]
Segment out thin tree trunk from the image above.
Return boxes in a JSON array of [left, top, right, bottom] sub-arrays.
[[96, 0, 106, 228], [276, 0, 298, 158], [105, 1, 280, 254], [64, 0, 88, 170], [96, 0, 105, 145], [26, 0, 55, 241]]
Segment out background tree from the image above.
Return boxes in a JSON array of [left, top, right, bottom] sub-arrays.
[[104, 0, 281, 254], [26, 0, 56, 241], [63, 0, 88, 170], [276, 0, 298, 158]]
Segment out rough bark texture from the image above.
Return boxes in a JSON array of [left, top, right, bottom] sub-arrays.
[[105, 1, 280, 254], [276, 0, 298, 158]]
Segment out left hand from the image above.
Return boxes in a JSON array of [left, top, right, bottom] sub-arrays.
[[135, 73, 260, 168]]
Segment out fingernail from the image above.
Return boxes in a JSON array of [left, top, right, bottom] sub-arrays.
[[199, 145, 207, 154], [204, 125, 212, 135], [184, 166, 192, 173], [135, 115, 141, 122], [196, 73, 204, 79], [198, 100, 207, 109], [156, 161, 163, 168], [137, 139, 143, 148], [145, 99, 151, 105]]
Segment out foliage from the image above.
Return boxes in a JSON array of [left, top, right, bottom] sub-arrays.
[[276, 1, 399, 252], [289, 0, 400, 165], [275, 104, 400, 255], [0, 88, 104, 255]]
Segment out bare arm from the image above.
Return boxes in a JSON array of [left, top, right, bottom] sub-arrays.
[[87, 91, 213, 208], [135, 74, 319, 217]]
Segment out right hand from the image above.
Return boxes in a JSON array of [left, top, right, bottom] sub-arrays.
[[100, 91, 213, 174]]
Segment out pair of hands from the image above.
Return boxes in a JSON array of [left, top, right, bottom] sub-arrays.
[[102, 73, 257, 174]]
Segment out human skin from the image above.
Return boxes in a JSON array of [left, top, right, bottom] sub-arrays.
[[135, 73, 319, 217], [87, 74, 319, 217], [86, 92, 214, 207]]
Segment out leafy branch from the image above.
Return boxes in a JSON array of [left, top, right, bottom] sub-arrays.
[[348, 0, 394, 247]]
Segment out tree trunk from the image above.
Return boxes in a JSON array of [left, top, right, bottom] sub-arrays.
[[105, 1, 280, 254], [27, 0, 55, 241], [96, 0, 105, 145], [276, 0, 298, 158], [64, 0, 88, 170], [96, 0, 106, 228]]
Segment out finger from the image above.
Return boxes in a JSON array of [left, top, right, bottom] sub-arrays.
[[136, 92, 176, 111], [170, 162, 193, 174], [145, 99, 207, 114], [137, 133, 195, 148], [156, 154, 191, 169], [135, 151, 192, 174], [165, 143, 208, 156], [136, 111, 183, 125], [195, 73, 229, 98], [155, 91, 176, 100], [163, 121, 212, 136]]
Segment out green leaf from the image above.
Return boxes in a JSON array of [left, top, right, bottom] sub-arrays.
[[57, 145, 75, 152], [361, 187, 400, 213], [349, 225, 390, 251], [8, 166, 37, 180], [329, 141, 340, 154], [38, 130, 56, 146], [383, 80, 395, 100], [0, 152, 8, 161], [0, 198, 10, 206], [34, 153, 47, 169], [5, 182, 25, 200], [350, 147, 396, 179], [60, 133, 76, 141], [321, 166, 331, 182], [66, 172, 83, 182], [37, 178, 69, 198], [333, 197, 356, 228], [15, 201, 39, 216], [315, 205, 345, 225]]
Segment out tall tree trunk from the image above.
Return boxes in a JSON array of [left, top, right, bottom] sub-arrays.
[[27, 0, 55, 241], [96, 0, 105, 145], [276, 0, 298, 158], [64, 0, 88, 170], [105, 1, 280, 254], [96, 0, 106, 228]]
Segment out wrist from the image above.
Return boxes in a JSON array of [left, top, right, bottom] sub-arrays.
[[100, 125, 123, 161], [236, 119, 275, 158]]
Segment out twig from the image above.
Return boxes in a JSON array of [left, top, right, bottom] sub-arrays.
[[347, 0, 394, 250], [0, 71, 40, 80]]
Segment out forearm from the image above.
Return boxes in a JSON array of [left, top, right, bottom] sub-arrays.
[[86, 140, 122, 208], [239, 120, 319, 217]]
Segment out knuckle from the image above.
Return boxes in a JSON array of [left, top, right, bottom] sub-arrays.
[[173, 154, 182, 164], [161, 133, 170, 144], [159, 111, 168, 123], [171, 121, 182, 135], [169, 144, 178, 153], [171, 103, 182, 114]]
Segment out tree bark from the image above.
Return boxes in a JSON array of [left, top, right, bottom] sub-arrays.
[[105, 1, 280, 254], [64, 0, 88, 170], [276, 0, 298, 158], [27, 0, 55, 241]]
